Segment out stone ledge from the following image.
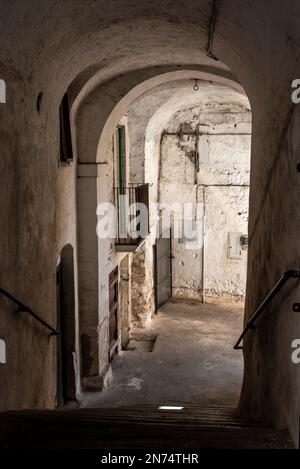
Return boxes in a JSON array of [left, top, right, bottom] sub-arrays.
[[82, 363, 112, 392]]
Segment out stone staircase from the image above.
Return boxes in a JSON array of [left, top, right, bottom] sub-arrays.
[[0, 405, 293, 449]]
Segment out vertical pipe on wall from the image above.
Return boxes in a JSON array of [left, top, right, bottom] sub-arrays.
[[202, 186, 206, 303]]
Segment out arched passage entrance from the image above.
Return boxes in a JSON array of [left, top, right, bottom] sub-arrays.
[[73, 68, 252, 409]]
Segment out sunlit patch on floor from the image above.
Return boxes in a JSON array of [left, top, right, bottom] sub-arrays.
[[126, 377, 144, 390]]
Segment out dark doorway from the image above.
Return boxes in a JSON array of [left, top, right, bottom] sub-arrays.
[[117, 125, 126, 191], [56, 244, 76, 406], [109, 266, 119, 361], [154, 229, 172, 310]]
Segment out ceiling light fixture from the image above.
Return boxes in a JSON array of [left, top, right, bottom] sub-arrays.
[[193, 79, 199, 91]]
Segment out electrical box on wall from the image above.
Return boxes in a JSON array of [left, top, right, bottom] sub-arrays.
[[228, 232, 243, 260], [0, 339, 6, 364]]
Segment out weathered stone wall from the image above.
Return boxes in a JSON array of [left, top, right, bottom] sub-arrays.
[[131, 239, 155, 328], [0, 78, 58, 410], [240, 102, 300, 441], [159, 103, 251, 302]]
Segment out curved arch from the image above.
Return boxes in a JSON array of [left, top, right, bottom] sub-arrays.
[[74, 65, 251, 392], [95, 69, 247, 165], [143, 79, 251, 205], [71, 66, 245, 169]]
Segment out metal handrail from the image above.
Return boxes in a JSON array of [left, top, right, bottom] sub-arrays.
[[234, 270, 300, 350], [0, 287, 58, 336]]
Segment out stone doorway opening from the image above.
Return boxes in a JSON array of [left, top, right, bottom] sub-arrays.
[[56, 245, 76, 406], [76, 71, 251, 411]]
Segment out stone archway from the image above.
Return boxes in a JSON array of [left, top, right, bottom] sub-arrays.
[[73, 68, 249, 391]]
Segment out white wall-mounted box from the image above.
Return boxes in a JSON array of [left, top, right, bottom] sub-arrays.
[[228, 232, 242, 260]]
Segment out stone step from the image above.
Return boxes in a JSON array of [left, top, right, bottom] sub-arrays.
[[0, 405, 294, 449]]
